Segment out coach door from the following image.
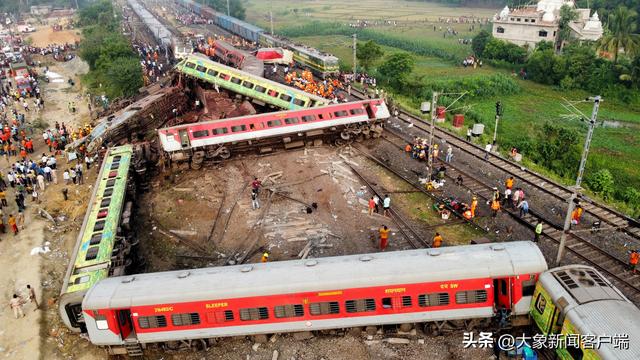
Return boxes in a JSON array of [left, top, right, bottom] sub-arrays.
[[179, 130, 190, 148], [493, 278, 512, 310], [117, 309, 135, 340]]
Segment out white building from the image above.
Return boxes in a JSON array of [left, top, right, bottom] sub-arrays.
[[492, 0, 602, 48]]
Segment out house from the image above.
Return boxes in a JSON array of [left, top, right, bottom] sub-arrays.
[[492, 0, 602, 48]]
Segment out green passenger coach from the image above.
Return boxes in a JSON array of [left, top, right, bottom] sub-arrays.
[[59, 145, 135, 332], [175, 54, 328, 110]]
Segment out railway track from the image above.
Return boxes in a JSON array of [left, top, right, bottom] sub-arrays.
[[350, 88, 640, 239], [344, 163, 431, 249], [378, 126, 640, 304]]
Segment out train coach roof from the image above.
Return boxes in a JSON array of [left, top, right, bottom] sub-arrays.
[[83, 241, 547, 309], [566, 300, 640, 360], [217, 14, 264, 34]]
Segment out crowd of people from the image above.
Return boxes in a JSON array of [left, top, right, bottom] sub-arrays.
[[133, 42, 169, 84], [284, 69, 345, 99], [22, 42, 78, 61]]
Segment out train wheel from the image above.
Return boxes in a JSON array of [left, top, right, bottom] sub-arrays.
[[355, 134, 365, 143], [340, 131, 351, 140], [335, 139, 346, 146], [218, 147, 231, 159]]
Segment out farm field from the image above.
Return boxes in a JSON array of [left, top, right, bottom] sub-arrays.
[[243, 0, 640, 213], [291, 34, 640, 208]]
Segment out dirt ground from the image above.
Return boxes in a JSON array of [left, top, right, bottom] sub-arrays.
[[26, 25, 81, 47]]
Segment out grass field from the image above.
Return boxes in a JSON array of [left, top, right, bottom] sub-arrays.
[[243, 0, 640, 213]]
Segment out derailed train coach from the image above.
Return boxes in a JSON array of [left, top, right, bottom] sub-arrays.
[[82, 242, 547, 356]]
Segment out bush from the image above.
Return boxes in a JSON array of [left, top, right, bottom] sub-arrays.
[[588, 169, 615, 199], [622, 187, 640, 210], [483, 38, 527, 64]]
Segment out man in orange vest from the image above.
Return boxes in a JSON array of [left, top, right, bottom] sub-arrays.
[[379, 225, 391, 251], [505, 176, 514, 190], [470, 196, 478, 218], [261, 252, 269, 263], [491, 199, 500, 218], [432, 233, 443, 248], [571, 205, 583, 226], [629, 250, 639, 273]]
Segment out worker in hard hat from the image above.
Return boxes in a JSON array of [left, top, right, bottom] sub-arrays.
[[261, 252, 269, 263]]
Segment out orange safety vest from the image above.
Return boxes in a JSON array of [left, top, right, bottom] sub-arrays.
[[505, 178, 514, 189], [405, 144, 412, 152], [463, 210, 472, 220], [631, 252, 639, 265], [432, 235, 442, 248], [491, 200, 500, 211]]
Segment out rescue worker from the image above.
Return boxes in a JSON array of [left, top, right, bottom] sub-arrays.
[[379, 225, 390, 251], [432, 233, 443, 248], [505, 176, 514, 190], [9, 294, 24, 319], [261, 252, 269, 263], [405, 143, 412, 153], [492, 187, 500, 202], [534, 221, 543, 242], [463, 207, 472, 220], [470, 196, 478, 218], [490, 199, 500, 218], [629, 250, 639, 273]]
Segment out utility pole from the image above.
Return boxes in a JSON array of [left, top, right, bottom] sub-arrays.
[[493, 101, 502, 146], [352, 33, 357, 80], [269, 8, 274, 34], [424, 92, 438, 178], [227, 0, 230, 16], [555, 96, 601, 265]]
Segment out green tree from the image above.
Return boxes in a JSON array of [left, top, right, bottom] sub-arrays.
[[558, 4, 579, 48], [526, 49, 564, 84], [356, 40, 384, 72], [471, 30, 491, 57], [378, 53, 415, 88], [588, 169, 615, 199], [79, 0, 116, 29], [100, 57, 144, 98], [534, 123, 580, 177], [597, 6, 640, 63], [535, 40, 554, 52]]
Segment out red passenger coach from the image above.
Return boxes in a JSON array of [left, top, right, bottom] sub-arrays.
[[82, 242, 547, 355], [157, 99, 389, 162]]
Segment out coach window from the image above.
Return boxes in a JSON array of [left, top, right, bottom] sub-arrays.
[[73, 275, 89, 285], [302, 115, 316, 122], [90, 233, 102, 246], [185, 62, 196, 69], [206, 69, 219, 77], [100, 198, 111, 208], [284, 117, 299, 124], [239, 307, 269, 321], [242, 81, 254, 89], [218, 73, 230, 81], [206, 310, 234, 323], [418, 292, 450, 307], [231, 125, 247, 133], [381, 298, 392, 309], [268, 90, 280, 98], [171, 313, 201, 326], [196, 65, 207, 73], [522, 278, 536, 297], [455, 290, 488, 304], [279, 94, 292, 102], [138, 315, 167, 329], [94, 220, 106, 231], [334, 110, 348, 117], [254, 85, 267, 93], [95, 315, 109, 330], [309, 301, 340, 315], [274, 304, 304, 318], [230, 77, 242, 85], [292, 98, 306, 107], [267, 120, 282, 127], [350, 108, 364, 115], [345, 299, 376, 313], [213, 127, 229, 135], [192, 130, 209, 138], [534, 293, 546, 314], [85, 246, 99, 261], [106, 179, 116, 187]]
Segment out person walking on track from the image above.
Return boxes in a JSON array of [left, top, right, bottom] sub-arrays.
[[379, 225, 390, 251]]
